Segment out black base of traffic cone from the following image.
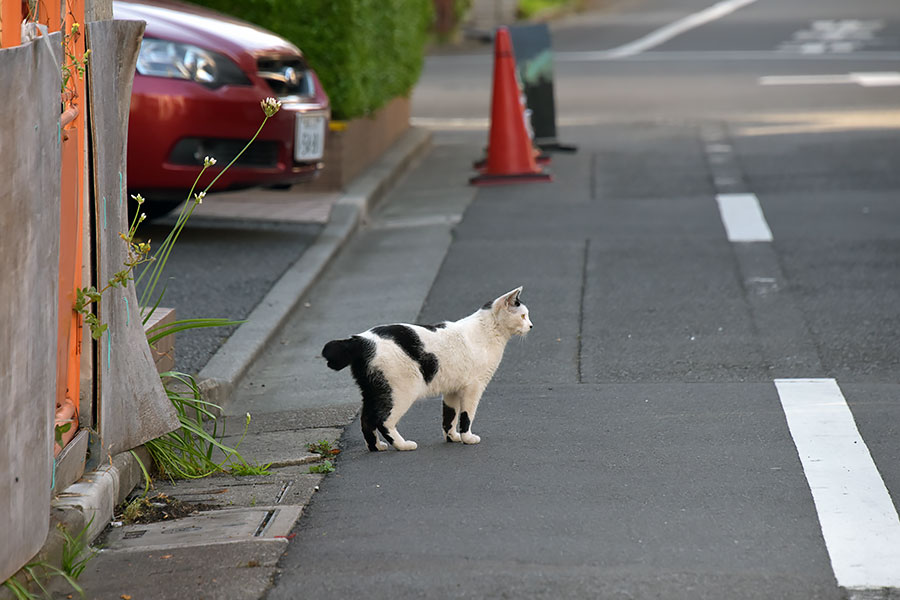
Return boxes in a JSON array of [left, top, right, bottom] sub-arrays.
[[469, 171, 553, 186], [473, 153, 551, 171], [536, 139, 578, 153]]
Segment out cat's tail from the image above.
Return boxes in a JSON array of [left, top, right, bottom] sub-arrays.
[[322, 337, 358, 371]]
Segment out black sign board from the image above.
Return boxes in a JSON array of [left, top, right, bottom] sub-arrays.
[[509, 23, 576, 153]]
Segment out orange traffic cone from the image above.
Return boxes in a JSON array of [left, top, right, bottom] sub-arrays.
[[470, 27, 552, 186]]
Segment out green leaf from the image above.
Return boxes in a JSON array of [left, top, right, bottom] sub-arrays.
[[146, 318, 244, 344], [309, 460, 335, 474], [90, 322, 108, 340], [55, 422, 72, 445]]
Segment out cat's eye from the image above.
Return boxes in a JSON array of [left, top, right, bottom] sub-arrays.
[[521, 314, 526, 320]]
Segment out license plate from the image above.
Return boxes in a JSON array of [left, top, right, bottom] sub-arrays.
[[294, 114, 326, 161]]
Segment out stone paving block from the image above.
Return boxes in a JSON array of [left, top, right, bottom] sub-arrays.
[[149, 466, 324, 510], [52, 539, 287, 600], [219, 404, 359, 435], [211, 427, 343, 468], [103, 506, 301, 551]]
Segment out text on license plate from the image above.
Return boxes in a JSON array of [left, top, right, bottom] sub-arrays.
[[294, 114, 326, 161]]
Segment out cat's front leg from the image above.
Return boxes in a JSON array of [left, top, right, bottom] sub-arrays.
[[442, 392, 462, 442], [458, 386, 485, 445]]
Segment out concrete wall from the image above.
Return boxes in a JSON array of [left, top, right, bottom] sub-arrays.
[[311, 96, 411, 191]]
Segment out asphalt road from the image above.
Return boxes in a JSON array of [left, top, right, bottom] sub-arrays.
[[136, 218, 321, 375], [249, 0, 900, 597]]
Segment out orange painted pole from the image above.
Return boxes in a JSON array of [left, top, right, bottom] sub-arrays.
[[56, 0, 86, 438], [56, 129, 80, 455], [37, 0, 61, 30], [1, 0, 24, 47]]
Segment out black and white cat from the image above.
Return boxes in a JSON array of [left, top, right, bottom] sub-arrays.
[[322, 287, 532, 451]]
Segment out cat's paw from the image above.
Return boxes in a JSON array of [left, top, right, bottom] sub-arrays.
[[461, 432, 481, 445], [394, 440, 418, 451], [375, 441, 390, 451], [445, 430, 461, 443]]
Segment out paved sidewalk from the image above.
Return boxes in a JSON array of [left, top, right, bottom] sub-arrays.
[[175, 187, 340, 224], [43, 127, 434, 600]]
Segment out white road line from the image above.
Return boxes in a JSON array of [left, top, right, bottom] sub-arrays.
[[429, 51, 900, 65], [854, 72, 900, 86], [774, 379, 900, 589], [759, 72, 900, 87], [716, 193, 773, 242], [552, 50, 900, 62], [555, 0, 758, 60]]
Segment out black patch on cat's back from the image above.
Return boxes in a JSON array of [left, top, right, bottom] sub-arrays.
[[418, 322, 447, 332], [371, 325, 439, 384]]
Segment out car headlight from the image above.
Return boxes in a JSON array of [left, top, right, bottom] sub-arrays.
[[136, 38, 250, 88]]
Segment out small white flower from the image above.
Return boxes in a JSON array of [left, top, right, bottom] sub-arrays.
[[194, 191, 206, 204], [261, 97, 282, 117], [131, 193, 145, 205], [203, 156, 217, 167]]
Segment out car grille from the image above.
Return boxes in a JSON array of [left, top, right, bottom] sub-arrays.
[[257, 56, 314, 98], [169, 138, 279, 168]]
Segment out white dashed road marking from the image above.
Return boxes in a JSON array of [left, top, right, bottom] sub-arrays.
[[775, 379, 900, 590], [715, 193, 773, 242], [759, 72, 900, 87]]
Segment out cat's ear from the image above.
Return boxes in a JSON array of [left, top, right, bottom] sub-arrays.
[[494, 286, 523, 312]]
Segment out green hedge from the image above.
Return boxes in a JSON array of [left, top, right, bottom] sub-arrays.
[[191, 0, 433, 120]]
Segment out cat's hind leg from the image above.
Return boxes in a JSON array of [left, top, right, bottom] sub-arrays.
[[377, 424, 417, 451], [360, 410, 389, 451], [442, 392, 461, 442], [380, 392, 418, 451], [357, 371, 392, 452]]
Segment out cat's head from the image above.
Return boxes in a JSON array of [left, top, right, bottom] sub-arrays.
[[488, 286, 533, 336]]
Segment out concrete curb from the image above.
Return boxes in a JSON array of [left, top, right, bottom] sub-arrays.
[[25, 126, 432, 590], [198, 125, 432, 409], [6, 448, 154, 600]]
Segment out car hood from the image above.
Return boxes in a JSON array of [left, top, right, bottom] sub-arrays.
[[113, 0, 301, 60]]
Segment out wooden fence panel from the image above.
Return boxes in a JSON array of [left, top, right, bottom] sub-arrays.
[[0, 34, 63, 582], [86, 19, 178, 460]]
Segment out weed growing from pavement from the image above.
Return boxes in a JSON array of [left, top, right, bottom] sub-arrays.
[[2, 559, 85, 599], [58, 517, 97, 581], [307, 439, 340, 458], [144, 374, 269, 480], [229, 460, 273, 477], [309, 460, 335, 474], [307, 440, 339, 474]]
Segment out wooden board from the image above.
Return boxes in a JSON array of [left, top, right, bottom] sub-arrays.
[[0, 33, 62, 582], [86, 20, 179, 460]]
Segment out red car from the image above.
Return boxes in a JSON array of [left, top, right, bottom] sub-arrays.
[[113, 0, 330, 217]]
